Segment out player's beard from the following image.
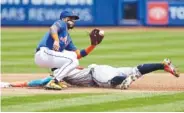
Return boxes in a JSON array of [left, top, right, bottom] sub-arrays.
[[67, 20, 75, 29]]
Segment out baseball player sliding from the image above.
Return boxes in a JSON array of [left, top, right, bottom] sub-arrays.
[[34, 10, 104, 90], [1, 58, 179, 89]]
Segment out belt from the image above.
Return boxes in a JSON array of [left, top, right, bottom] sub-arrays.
[[35, 48, 40, 53], [89, 68, 94, 75], [51, 68, 57, 72], [88, 68, 98, 87]]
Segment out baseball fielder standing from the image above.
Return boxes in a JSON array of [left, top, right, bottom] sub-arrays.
[[34, 10, 104, 90]]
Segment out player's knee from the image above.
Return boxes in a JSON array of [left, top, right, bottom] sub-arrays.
[[34, 52, 50, 68], [65, 50, 78, 59], [72, 58, 79, 67]]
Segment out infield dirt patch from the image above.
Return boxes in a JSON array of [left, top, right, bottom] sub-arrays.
[[1, 73, 184, 96]]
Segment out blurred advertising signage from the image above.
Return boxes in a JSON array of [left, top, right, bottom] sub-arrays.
[[1, 0, 93, 5], [170, 6, 184, 20], [169, 4, 184, 25], [147, 2, 168, 25], [147, 1, 184, 25], [1, 0, 94, 25]]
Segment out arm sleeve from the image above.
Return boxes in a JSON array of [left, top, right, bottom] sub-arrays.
[[75, 45, 96, 59], [65, 41, 77, 51], [27, 76, 53, 87]]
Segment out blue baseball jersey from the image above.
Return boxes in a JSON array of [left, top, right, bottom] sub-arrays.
[[37, 20, 77, 52]]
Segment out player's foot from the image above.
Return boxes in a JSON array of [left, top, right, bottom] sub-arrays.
[[119, 74, 138, 90], [163, 58, 180, 77], [44, 80, 62, 90], [58, 81, 68, 88], [0, 82, 11, 88]]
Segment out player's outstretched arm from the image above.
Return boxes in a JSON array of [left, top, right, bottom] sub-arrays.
[[8, 76, 53, 87], [75, 28, 104, 59], [75, 45, 96, 59]]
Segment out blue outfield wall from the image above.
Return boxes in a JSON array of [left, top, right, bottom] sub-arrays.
[[1, 0, 184, 26], [1, 0, 95, 26]]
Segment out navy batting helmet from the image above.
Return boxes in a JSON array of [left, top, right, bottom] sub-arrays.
[[60, 11, 79, 20]]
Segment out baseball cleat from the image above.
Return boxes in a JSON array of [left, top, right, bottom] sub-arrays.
[[44, 80, 62, 90], [163, 58, 180, 77], [58, 81, 68, 89], [120, 74, 138, 90]]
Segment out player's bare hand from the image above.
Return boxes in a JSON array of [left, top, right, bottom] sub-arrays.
[[53, 41, 60, 51]]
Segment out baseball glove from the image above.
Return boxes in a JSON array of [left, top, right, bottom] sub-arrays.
[[89, 28, 104, 45]]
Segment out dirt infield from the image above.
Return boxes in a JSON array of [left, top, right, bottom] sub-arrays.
[[1, 73, 184, 96]]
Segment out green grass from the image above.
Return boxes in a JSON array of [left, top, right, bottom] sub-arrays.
[[1, 28, 184, 73], [1, 93, 103, 106], [1, 28, 184, 112], [41, 92, 184, 112], [1, 92, 184, 112]]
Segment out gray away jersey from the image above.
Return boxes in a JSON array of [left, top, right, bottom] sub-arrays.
[[63, 68, 93, 86], [64, 64, 141, 88]]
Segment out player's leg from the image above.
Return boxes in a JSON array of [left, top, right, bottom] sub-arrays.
[[120, 63, 164, 89], [35, 47, 79, 90], [45, 58, 79, 90], [137, 58, 179, 78], [35, 47, 78, 68], [119, 63, 164, 89], [120, 58, 180, 89]]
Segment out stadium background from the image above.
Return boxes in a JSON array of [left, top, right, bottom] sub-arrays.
[[2, 0, 184, 26], [1, 0, 184, 112]]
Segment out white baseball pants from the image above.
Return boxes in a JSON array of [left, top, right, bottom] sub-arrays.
[[91, 65, 142, 87], [34, 47, 79, 81]]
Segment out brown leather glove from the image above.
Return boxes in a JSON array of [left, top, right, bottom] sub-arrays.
[[89, 28, 104, 46]]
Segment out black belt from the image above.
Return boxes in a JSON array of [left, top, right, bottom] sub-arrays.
[[35, 48, 40, 53], [89, 68, 94, 75], [51, 68, 57, 72], [88, 68, 98, 87]]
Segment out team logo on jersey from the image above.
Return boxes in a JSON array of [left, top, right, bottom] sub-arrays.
[[147, 2, 168, 25], [60, 36, 68, 45]]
